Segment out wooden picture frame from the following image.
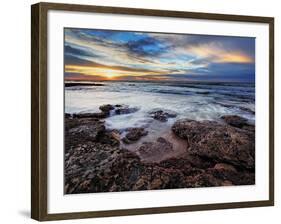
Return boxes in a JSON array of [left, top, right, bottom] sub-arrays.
[[31, 2, 274, 221]]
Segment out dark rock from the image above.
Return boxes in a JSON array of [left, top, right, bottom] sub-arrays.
[[99, 104, 114, 114], [115, 105, 139, 115], [97, 130, 120, 146], [73, 112, 108, 119], [207, 163, 255, 185], [65, 82, 105, 87], [69, 121, 105, 142], [122, 128, 148, 144], [64, 115, 255, 194], [213, 163, 237, 172], [138, 137, 173, 161], [149, 110, 177, 122], [195, 91, 210, 95], [185, 173, 223, 187], [65, 113, 72, 118], [221, 115, 249, 128], [172, 119, 255, 169]]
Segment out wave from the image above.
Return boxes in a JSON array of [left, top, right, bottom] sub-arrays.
[[65, 81, 255, 129]]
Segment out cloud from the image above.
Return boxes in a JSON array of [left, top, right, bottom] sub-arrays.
[[64, 28, 255, 82], [125, 36, 169, 57], [148, 33, 255, 64], [186, 42, 254, 63], [65, 72, 105, 81], [64, 45, 96, 58]]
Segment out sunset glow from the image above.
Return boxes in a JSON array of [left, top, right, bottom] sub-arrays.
[[64, 29, 255, 82]]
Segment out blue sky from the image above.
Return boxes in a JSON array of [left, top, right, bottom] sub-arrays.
[[64, 28, 255, 82]]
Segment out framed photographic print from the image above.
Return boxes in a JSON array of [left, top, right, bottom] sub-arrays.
[[31, 2, 274, 221]]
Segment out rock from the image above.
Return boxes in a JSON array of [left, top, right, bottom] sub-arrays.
[[214, 163, 237, 172], [138, 137, 173, 161], [185, 173, 222, 187], [65, 83, 105, 87], [172, 119, 255, 169], [151, 110, 168, 122], [115, 105, 139, 115], [65, 113, 72, 118], [64, 114, 255, 194], [149, 110, 177, 122], [122, 128, 148, 144], [133, 177, 147, 190], [97, 130, 120, 146], [221, 115, 249, 128], [69, 121, 105, 142], [99, 104, 114, 114], [111, 130, 121, 141], [208, 163, 254, 186], [195, 91, 210, 95], [73, 112, 108, 119], [221, 180, 233, 186], [149, 178, 163, 189]]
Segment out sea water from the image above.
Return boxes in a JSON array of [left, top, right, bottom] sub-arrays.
[[65, 81, 255, 129]]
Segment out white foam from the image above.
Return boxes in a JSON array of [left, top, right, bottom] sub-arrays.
[[65, 82, 255, 130]]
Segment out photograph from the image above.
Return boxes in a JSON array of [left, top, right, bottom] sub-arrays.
[[64, 28, 256, 194]]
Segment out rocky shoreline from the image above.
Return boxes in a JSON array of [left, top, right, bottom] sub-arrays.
[[65, 104, 255, 194]]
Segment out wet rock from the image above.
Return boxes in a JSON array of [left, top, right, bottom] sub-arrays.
[[213, 163, 237, 172], [159, 157, 194, 174], [172, 119, 255, 169], [195, 91, 210, 95], [73, 112, 108, 119], [99, 104, 114, 114], [221, 180, 233, 186], [149, 110, 177, 122], [133, 177, 147, 190], [69, 121, 105, 142], [111, 130, 121, 141], [115, 105, 139, 115], [138, 137, 173, 161], [122, 128, 148, 144], [208, 163, 254, 186], [65, 113, 72, 118], [185, 173, 224, 187], [65, 83, 105, 87], [97, 130, 120, 146], [149, 178, 163, 189], [65, 115, 255, 194], [221, 115, 249, 128]]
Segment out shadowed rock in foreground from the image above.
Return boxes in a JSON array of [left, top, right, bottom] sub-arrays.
[[64, 112, 255, 194]]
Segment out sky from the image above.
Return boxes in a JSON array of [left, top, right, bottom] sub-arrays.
[[64, 28, 255, 82]]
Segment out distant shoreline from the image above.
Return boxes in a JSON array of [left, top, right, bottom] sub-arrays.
[[65, 82, 106, 87], [65, 80, 255, 86]]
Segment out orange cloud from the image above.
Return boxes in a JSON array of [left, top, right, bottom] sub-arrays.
[[65, 64, 163, 80], [187, 43, 253, 64]]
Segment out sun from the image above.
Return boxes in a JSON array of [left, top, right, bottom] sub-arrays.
[[104, 71, 116, 79]]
